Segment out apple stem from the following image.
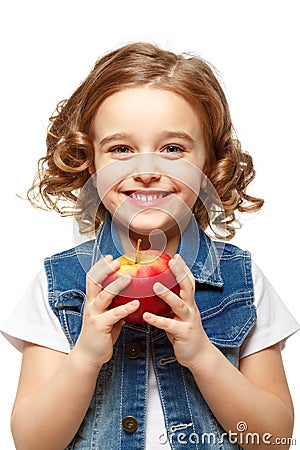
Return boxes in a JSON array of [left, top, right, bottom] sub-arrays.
[[134, 239, 142, 264]]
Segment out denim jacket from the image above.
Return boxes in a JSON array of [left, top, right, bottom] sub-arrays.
[[44, 215, 256, 449]]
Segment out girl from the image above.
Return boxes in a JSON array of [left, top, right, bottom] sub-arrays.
[[2, 42, 299, 449]]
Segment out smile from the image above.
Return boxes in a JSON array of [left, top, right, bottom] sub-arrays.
[[123, 190, 172, 204], [131, 193, 167, 202]]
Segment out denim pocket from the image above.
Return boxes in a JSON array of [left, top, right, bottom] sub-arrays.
[[200, 291, 256, 348], [54, 289, 86, 348]]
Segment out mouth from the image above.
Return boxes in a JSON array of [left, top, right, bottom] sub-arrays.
[[123, 190, 173, 204]]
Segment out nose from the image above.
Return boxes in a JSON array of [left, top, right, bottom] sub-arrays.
[[133, 171, 161, 183], [132, 153, 161, 183]]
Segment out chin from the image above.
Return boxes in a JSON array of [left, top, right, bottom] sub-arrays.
[[130, 215, 176, 235]]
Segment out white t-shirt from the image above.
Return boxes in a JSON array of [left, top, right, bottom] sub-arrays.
[[1, 262, 299, 450]]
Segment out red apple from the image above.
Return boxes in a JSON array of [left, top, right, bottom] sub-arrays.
[[103, 246, 179, 324]]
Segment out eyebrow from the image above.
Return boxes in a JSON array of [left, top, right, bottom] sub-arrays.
[[159, 130, 196, 145], [97, 133, 132, 148], [97, 130, 196, 148]]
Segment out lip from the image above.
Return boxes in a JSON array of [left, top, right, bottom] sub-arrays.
[[121, 189, 174, 206]]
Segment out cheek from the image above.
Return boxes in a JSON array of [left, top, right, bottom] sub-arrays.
[[175, 182, 199, 210], [93, 160, 132, 200], [93, 155, 206, 200], [169, 160, 204, 198]]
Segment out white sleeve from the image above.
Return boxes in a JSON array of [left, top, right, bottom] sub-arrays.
[[240, 261, 299, 358], [2, 263, 298, 358], [0, 269, 70, 354]]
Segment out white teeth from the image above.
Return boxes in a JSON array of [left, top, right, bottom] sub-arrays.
[[131, 193, 165, 202]]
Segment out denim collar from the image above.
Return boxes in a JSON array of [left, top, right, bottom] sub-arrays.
[[92, 212, 224, 287]]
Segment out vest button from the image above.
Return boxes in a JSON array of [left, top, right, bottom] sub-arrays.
[[122, 416, 138, 433], [125, 342, 142, 359]]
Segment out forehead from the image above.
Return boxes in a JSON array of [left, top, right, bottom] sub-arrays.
[[91, 87, 203, 138]]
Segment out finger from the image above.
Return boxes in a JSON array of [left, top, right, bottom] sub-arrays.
[[95, 275, 132, 312], [106, 299, 140, 325], [87, 255, 120, 298], [169, 255, 195, 301], [111, 299, 140, 321], [153, 282, 189, 319], [143, 311, 176, 333]]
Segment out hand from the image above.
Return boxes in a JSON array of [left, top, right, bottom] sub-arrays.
[[75, 255, 140, 368], [143, 254, 210, 370]]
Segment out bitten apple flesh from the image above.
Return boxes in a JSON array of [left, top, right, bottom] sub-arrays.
[[103, 250, 180, 323]]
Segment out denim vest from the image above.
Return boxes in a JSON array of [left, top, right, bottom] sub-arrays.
[[44, 215, 256, 450]]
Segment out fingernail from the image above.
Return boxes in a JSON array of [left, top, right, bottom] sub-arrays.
[[130, 300, 139, 307], [110, 260, 120, 270], [153, 282, 167, 294], [116, 274, 131, 285]]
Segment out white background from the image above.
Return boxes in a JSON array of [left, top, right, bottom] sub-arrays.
[[0, 0, 299, 448]]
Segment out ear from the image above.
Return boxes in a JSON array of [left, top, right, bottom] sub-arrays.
[[200, 166, 208, 190], [88, 164, 97, 187], [200, 172, 207, 190], [88, 163, 96, 176]]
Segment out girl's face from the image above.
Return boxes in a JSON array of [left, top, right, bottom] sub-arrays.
[[90, 87, 207, 252]]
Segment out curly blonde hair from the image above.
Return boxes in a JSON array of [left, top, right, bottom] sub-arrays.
[[28, 42, 263, 240]]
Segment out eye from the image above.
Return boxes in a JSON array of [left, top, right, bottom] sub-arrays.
[[109, 146, 132, 154], [161, 145, 185, 155]]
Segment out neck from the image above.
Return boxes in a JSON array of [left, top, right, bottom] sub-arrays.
[[117, 225, 180, 257]]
